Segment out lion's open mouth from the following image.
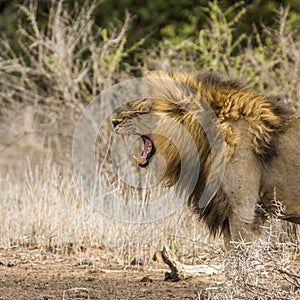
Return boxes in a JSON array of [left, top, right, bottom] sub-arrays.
[[132, 136, 155, 167], [116, 132, 155, 167]]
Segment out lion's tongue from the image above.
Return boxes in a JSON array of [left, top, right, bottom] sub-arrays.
[[133, 139, 151, 165]]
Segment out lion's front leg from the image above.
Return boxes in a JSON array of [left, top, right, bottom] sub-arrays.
[[224, 210, 261, 250], [222, 128, 263, 249], [223, 175, 263, 249]]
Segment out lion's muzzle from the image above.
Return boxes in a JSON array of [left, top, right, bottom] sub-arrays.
[[112, 119, 155, 168]]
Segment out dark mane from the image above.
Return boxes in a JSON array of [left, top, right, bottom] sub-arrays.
[[196, 72, 244, 91]]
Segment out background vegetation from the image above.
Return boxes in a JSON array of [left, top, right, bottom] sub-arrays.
[[1, 0, 300, 298]]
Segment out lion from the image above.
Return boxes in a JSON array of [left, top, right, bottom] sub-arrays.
[[112, 71, 300, 249]]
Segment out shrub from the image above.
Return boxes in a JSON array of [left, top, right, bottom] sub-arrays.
[[145, 2, 300, 110]]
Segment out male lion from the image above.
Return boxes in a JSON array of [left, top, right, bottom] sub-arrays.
[[112, 71, 300, 249]]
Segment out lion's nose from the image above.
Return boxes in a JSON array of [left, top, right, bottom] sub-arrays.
[[112, 120, 121, 128]]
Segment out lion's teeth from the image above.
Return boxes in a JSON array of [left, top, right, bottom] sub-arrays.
[[133, 155, 145, 164], [120, 134, 129, 144]]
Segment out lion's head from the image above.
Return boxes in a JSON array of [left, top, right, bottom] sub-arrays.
[[112, 97, 198, 186]]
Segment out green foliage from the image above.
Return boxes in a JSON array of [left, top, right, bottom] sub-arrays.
[[145, 1, 249, 74], [145, 1, 300, 110], [196, 1, 247, 73], [244, 7, 300, 107], [2, 0, 300, 53]]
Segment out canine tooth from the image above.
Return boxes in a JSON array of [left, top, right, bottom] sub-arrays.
[[133, 155, 145, 164]]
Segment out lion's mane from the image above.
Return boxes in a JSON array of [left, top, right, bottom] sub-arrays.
[[115, 71, 291, 237]]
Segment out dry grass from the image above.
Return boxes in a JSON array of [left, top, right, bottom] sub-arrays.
[[2, 158, 300, 299], [197, 233, 300, 299], [0, 158, 218, 266], [0, 1, 217, 266], [0, 0, 134, 166], [0, 0, 131, 106]]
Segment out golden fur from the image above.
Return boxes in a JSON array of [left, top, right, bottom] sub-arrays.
[[113, 71, 300, 247]]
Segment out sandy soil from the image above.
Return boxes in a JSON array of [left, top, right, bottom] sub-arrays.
[[0, 248, 222, 300]]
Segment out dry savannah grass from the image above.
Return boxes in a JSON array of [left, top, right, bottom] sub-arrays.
[[2, 157, 300, 299], [1, 1, 300, 299]]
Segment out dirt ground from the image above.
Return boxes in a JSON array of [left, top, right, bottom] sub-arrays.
[[0, 248, 223, 300]]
